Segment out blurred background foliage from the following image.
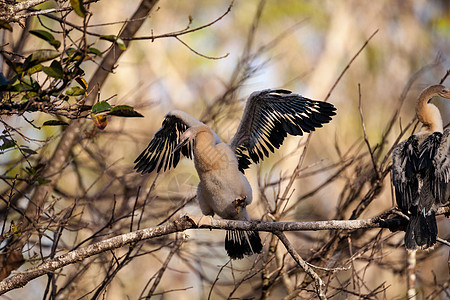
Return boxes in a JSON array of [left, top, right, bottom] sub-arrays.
[[1, 0, 450, 299]]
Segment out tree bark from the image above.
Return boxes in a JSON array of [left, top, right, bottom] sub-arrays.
[[0, 211, 413, 295]]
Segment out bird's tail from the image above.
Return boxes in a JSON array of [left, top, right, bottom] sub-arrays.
[[225, 230, 262, 259], [405, 211, 437, 250]]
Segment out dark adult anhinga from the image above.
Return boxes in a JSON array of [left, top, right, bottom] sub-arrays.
[[135, 89, 336, 259], [392, 84, 450, 250]]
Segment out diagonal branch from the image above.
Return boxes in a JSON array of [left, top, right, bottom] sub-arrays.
[[274, 231, 326, 300]]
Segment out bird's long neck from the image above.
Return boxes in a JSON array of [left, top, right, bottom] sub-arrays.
[[416, 89, 443, 133], [192, 125, 223, 172]]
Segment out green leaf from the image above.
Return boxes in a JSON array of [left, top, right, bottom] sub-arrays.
[[66, 48, 78, 58], [37, 178, 51, 185], [19, 146, 37, 155], [65, 86, 86, 96], [100, 35, 126, 50], [12, 75, 40, 92], [29, 50, 60, 64], [100, 35, 117, 43], [30, 30, 55, 42], [30, 30, 61, 49], [88, 47, 102, 57], [92, 101, 112, 114], [43, 120, 69, 126], [108, 105, 144, 117], [0, 139, 15, 151], [20, 92, 38, 101], [70, 0, 86, 17], [115, 38, 126, 50], [27, 63, 43, 75], [24, 166, 36, 176], [43, 60, 64, 79], [64, 48, 86, 63], [50, 40, 62, 49]]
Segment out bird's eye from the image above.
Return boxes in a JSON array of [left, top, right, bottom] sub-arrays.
[[439, 89, 450, 97]]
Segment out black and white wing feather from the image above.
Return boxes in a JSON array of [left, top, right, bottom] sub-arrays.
[[420, 128, 450, 204], [229, 89, 336, 171], [134, 111, 198, 174], [392, 136, 421, 213]]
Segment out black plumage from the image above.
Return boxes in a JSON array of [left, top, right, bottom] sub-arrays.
[[230, 89, 336, 172], [392, 133, 448, 249], [136, 89, 336, 174], [134, 113, 194, 174], [225, 230, 262, 259], [391, 84, 450, 250]]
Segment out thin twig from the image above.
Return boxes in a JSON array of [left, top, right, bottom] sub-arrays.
[[124, 1, 234, 41], [324, 29, 378, 102], [274, 231, 326, 300], [174, 36, 229, 60], [146, 236, 185, 298], [358, 83, 379, 177]]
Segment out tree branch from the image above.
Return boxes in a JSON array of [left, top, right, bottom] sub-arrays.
[[274, 231, 326, 300], [0, 0, 100, 22], [2, 206, 443, 295], [0, 0, 48, 18]]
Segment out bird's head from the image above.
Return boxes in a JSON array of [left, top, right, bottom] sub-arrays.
[[173, 129, 196, 153], [173, 124, 212, 154], [437, 85, 450, 99]]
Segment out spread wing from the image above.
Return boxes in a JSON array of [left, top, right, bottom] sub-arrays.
[[392, 135, 420, 213], [421, 129, 450, 204], [229, 89, 336, 172], [134, 110, 199, 174]]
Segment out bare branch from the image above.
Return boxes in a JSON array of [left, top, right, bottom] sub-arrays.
[[0, 0, 48, 17], [123, 1, 234, 41], [0, 205, 434, 295], [174, 36, 229, 60], [274, 231, 326, 300], [324, 29, 378, 102], [358, 83, 379, 177]]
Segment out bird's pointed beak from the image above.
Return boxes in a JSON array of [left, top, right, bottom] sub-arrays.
[[440, 88, 450, 99], [173, 137, 189, 154]]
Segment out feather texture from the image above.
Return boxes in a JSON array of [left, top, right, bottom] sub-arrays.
[[135, 89, 336, 258], [391, 85, 450, 250], [229, 89, 336, 171]]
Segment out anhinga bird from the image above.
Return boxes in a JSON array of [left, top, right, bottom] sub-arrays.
[[392, 84, 450, 250], [135, 89, 336, 259]]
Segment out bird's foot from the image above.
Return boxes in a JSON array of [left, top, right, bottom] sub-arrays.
[[233, 196, 247, 213], [184, 214, 214, 227]]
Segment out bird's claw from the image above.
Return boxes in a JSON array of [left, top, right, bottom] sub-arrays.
[[233, 196, 247, 213], [184, 214, 214, 227]]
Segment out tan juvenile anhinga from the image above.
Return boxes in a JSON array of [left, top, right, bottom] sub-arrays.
[[392, 84, 450, 250], [135, 89, 336, 259]]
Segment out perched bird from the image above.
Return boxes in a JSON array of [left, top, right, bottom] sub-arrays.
[[392, 84, 450, 250], [135, 89, 336, 259]]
